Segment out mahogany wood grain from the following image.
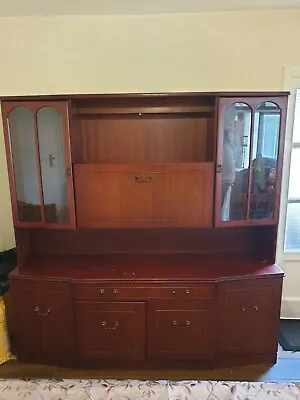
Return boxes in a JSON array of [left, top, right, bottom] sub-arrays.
[[76, 302, 145, 361], [11, 254, 283, 282], [11, 279, 74, 365], [74, 163, 213, 228], [0, 91, 289, 102], [217, 278, 282, 357], [147, 300, 215, 360], [29, 226, 269, 257], [73, 115, 213, 163]]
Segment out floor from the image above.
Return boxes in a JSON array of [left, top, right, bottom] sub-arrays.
[[0, 347, 300, 383]]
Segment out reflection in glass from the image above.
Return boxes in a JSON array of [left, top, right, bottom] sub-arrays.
[[37, 107, 69, 224], [250, 102, 280, 220], [8, 107, 42, 222], [221, 103, 251, 221]]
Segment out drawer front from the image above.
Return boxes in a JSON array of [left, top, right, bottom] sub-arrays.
[[147, 301, 215, 360], [76, 302, 145, 361], [221, 279, 282, 311], [75, 284, 215, 300]]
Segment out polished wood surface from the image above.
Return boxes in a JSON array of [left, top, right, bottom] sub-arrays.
[[147, 300, 215, 360], [11, 254, 283, 281], [74, 163, 213, 228], [73, 115, 213, 163], [76, 302, 145, 361], [28, 226, 272, 258], [9, 270, 283, 368], [0, 91, 290, 101], [11, 279, 74, 365], [1, 91, 288, 370]]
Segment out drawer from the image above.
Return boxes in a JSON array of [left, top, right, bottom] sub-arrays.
[[75, 284, 215, 300], [76, 302, 145, 360], [147, 301, 215, 360]]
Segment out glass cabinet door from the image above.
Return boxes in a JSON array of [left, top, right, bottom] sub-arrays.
[[216, 97, 286, 227], [7, 107, 42, 223], [37, 107, 70, 224], [219, 102, 252, 222], [2, 101, 75, 228], [250, 102, 281, 220]]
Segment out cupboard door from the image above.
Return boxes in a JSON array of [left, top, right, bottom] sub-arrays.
[[76, 302, 145, 361], [74, 164, 169, 228], [147, 301, 215, 360], [219, 280, 282, 356], [1, 101, 76, 229], [169, 163, 213, 227], [12, 280, 74, 365], [215, 96, 287, 227]]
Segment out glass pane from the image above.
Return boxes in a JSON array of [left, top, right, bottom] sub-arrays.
[[8, 107, 42, 222], [288, 148, 300, 200], [37, 107, 69, 224], [250, 102, 280, 220], [284, 203, 300, 252], [292, 88, 300, 143], [221, 103, 251, 221]]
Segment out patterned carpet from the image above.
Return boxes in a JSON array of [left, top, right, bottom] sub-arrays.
[[0, 379, 299, 399]]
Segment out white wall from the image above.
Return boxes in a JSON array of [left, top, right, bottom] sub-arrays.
[[1, 9, 300, 250]]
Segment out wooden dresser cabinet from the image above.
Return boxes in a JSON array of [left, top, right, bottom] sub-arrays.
[[1, 91, 288, 368]]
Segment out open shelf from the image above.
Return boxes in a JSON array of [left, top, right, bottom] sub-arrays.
[[16, 253, 282, 281]]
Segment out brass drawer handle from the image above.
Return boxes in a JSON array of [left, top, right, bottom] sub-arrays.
[[184, 289, 190, 296], [254, 305, 259, 311], [173, 320, 191, 328], [135, 175, 153, 183], [99, 288, 118, 296], [241, 306, 246, 312], [172, 290, 177, 295], [34, 307, 51, 316], [102, 321, 119, 330]]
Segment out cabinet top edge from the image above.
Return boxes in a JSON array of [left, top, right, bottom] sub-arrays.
[[0, 91, 290, 102]]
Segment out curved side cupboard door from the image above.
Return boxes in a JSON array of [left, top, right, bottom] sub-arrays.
[[215, 97, 287, 227], [1, 101, 76, 229]]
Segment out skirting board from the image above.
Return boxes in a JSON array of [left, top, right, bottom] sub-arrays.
[[281, 297, 300, 318]]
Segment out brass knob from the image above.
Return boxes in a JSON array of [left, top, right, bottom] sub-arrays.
[[172, 290, 176, 295], [254, 305, 259, 311], [113, 289, 118, 295], [100, 289, 105, 294], [184, 289, 190, 296], [241, 306, 246, 312]]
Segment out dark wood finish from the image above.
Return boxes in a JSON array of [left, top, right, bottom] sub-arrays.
[[28, 226, 264, 257], [11, 279, 74, 365], [73, 115, 213, 164], [0, 91, 290, 102], [74, 163, 213, 228], [215, 96, 288, 228], [8, 264, 283, 368], [11, 255, 283, 281], [218, 279, 282, 357], [76, 302, 145, 361], [1, 91, 288, 370], [147, 300, 215, 360]]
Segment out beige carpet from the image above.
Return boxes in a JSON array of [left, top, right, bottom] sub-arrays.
[[0, 379, 299, 399]]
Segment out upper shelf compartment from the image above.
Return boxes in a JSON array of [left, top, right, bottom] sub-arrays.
[[71, 95, 216, 164]]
